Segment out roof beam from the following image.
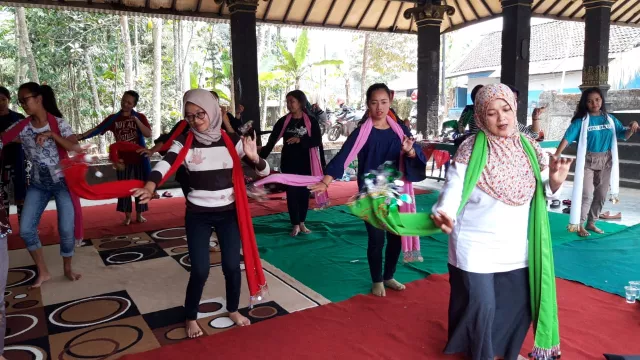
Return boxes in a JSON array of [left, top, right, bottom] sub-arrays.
[[453, 0, 468, 22], [341, 0, 356, 28], [445, 0, 455, 28], [375, 0, 391, 30], [392, 3, 404, 30], [543, 0, 563, 15], [477, 0, 494, 15], [303, 0, 316, 24], [170, 0, 177, 11], [263, 0, 273, 20], [196, 0, 203, 12], [464, 0, 480, 19], [323, 0, 337, 26], [568, 3, 583, 18], [612, 0, 636, 21], [531, 0, 546, 12], [283, 0, 295, 22], [218, 1, 224, 15], [357, 0, 375, 29], [408, 3, 415, 30], [555, 1, 575, 17], [627, 8, 640, 23]]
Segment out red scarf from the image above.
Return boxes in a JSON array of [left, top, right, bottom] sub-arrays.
[[63, 130, 267, 301], [108, 120, 189, 164], [1, 113, 84, 240]]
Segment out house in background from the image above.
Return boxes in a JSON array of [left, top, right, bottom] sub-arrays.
[[446, 20, 640, 121]]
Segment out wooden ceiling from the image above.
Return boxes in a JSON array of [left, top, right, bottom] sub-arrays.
[[0, 0, 636, 34]]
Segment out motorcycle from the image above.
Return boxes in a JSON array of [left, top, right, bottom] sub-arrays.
[[310, 104, 332, 136], [327, 107, 364, 141]]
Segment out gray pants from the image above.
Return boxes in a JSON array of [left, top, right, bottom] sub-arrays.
[[581, 151, 613, 225], [0, 237, 8, 356]]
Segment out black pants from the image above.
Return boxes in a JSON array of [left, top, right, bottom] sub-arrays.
[[364, 222, 401, 283], [184, 210, 242, 320], [286, 186, 310, 226], [116, 163, 148, 214]]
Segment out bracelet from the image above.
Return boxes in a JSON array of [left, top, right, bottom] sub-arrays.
[[322, 181, 329, 189]]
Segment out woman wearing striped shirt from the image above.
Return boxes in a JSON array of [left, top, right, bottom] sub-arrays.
[[131, 89, 270, 338]]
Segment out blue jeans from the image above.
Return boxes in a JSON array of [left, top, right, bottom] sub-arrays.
[[20, 179, 75, 257]]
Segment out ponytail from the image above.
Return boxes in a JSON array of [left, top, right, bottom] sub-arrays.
[[18, 82, 64, 118]]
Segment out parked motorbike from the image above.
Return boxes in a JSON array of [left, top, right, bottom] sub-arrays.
[[327, 106, 364, 141]]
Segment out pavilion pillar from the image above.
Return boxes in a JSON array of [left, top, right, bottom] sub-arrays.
[[580, 0, 613, 97], [405, 3, 454, 136], [222, 0, 262, 143], [500, 0, 532, 125]]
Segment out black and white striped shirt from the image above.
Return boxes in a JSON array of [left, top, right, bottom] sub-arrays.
[[149, 133, 270, 212]]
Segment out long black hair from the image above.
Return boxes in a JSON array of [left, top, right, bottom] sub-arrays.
[[470, 84, 484, 104], [19, 82, 63, 118], [366, 83, 392, 103], [572, 87, 606, 123], [286, 90, 310, 115]]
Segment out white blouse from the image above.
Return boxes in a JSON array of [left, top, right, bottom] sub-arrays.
[[432, 162, 562, 274]]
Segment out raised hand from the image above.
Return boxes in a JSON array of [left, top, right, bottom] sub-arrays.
[[548, 154, 573, 192], [430, 210, 454, 234], [630, 121, 639, 134], [242, 131, 259, 162], [402, 135, 415, 153], [532, 106, 546, 119]]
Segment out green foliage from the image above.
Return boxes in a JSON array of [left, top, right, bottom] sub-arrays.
[[392, 98, 414, 120]]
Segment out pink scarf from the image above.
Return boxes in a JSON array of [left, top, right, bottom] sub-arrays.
[[255, 113, 328, 207], [348, 116, 419, 261], [1, 113, 83, 240]]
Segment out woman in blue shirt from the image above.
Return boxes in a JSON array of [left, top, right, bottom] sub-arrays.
[[555, 87, 639, 237], [310, 84, 427, 297]]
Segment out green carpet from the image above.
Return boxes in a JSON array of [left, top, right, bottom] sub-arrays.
[[254, 193, 628, 302]]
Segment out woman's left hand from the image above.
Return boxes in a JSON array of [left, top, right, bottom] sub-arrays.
[[242, 131, 259, 163], [548, 154, 573, 189], [401, 136, 415, 153], [629, 121, 639, 133], [286, 137, 301, 144], [35, 131, 53, 146]]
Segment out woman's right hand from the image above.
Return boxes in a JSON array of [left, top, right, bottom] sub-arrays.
[[308, 181, 329, 194], [136, 148, 155, 158], [431, 210, 454, 234], [130, 184, 155, 204]]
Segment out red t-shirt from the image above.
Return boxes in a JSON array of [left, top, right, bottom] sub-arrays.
[[99, 113, 151, 164]]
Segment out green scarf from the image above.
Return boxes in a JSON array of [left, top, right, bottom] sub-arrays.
[[349, 132, 560, 358]]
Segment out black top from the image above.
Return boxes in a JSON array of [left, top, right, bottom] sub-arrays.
[[260, 114, 322, 176], [0, 110, 25, 164]]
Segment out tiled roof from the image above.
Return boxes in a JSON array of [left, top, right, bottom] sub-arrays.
[[450, 21, 640, 75]]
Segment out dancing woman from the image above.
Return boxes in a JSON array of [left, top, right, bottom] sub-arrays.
[[0, 86, 27, 219], [78, 90, 152, 225], [310, 83, 427, 296], [260, 90, 323, 237], [554, 87, 639, 237], [131, 89, 269, 338], [431, 84, 571, 360], [0, 83, 83, 288]]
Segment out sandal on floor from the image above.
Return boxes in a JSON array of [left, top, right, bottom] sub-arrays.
[[562, 199, 571, 206], [562, 207, 571, 214], [162, 191, 173, 198], [599, 211, 622, 220], [152, 192, 160, 200], [550, 200, 561, 209]]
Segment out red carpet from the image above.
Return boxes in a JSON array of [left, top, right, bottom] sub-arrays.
[[7, 181, 428, 250], [121, 275, 640, 360]]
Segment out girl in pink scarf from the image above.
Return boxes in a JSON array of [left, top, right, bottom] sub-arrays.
[[260, 90, 325, 237], [310, 84, 428, 297]]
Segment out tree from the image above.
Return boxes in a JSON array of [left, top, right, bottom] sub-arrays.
[[16, 7, 38, 83], [120, 15, 133, 89], [360, 33, 370, 106], [152, 18, 163, 139]]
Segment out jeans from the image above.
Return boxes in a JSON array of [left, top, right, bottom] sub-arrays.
[[0, 236, 8, 356], [20, 179, 75, 257], [365, 222, 401, 283], [184, 210, 242, 320], [286, 186, 310, 225]]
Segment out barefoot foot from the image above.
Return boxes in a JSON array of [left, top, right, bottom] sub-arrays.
[[384, 279, 406, 291], [290, 225, 300, 237], [229, 311, 251, 326], [372, 282, 386, 297], [64, 270, 82, 282], [586, 223, 604, 234], [578, 226, 591, 237], [299, 223, 312, 234], [136, 214, 147, 223], [29, 272, 51, 289], [123, 215, 131, 226], [185, 320, 203, 338]]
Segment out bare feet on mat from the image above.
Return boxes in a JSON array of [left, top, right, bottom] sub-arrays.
[[290, 225, 301, 237], [136, 214, 147, 223], [384, 279, 406, 291], [123, 214, 132, 225], [29, 272, 51, 289], [64, 269, 82, 282], [185, 320, 203, 338], [229, 311, 251, 326], [209, 245, 221, 252], [300, 223, 311, 234], [577, 226, 591, 237], [586, 223, 604, 234], [372, 282, 386, 297]]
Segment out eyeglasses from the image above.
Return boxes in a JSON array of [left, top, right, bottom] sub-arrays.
[[185, 112, 207, 122], [18, 95, 36, 105]]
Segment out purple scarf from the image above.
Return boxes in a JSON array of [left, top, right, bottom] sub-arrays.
[[254, 113, 329, 207]]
